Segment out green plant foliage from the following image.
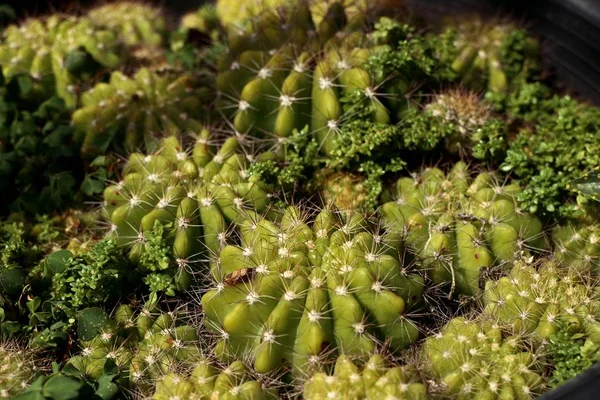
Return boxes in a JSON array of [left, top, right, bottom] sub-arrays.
[[547, 323, 600, 388], [0, 94, 83, 215]]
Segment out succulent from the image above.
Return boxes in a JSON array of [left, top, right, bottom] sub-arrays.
[[440, 18, 539, 92], [303, 354, 427, 399], [67, 295, 199, 394], [0, 340, 38, 398], [0, 15, 121, 107], [102, 131, 275, 293], [152, 357, 278, 400], [202, 206, 424, 375], [423, 317, 544, 399], [483, 259, 600, 343], [86, 2, 167, 48], [381, 162, 545, 296], [551, 222, 600, 274], [72, 68, 212, 157]]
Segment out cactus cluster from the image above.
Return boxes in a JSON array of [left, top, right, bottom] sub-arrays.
[[86, 2, 167, 48], [67, 297, 199, 394], [152, 357, 279, 400], [72, 68, 212, 156], [423, 316, 544, 399], [483, 259, 600, 343], [381, 162, 545, 296], [0, 15, 120, 107], [202, 206, 423, 375], [4, 0, 600, 398], [303, 354, 427, 399], [102, 131, 275, 293], [441, 18, 540, 92]]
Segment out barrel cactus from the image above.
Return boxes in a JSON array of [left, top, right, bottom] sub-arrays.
[[102, 131, 275, 293], [552, 222, 600, 274], [423, 317, 544, 399], [72, 68, 212, 156], [440, 18, 540, 92], [201, 205, 424, 375], [483, 259, 600, 343], [303, 354, 427, 399], [152, 357, 279, 400], [66, 296, 199, 394], [380, 162, 546, 296], [86, 2, 167, 48], [0, 15, 121, 107]]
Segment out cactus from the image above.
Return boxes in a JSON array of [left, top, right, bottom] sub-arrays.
[[303, 354, 427, 399], [202, 205, 424, 376], [407, 89, 507, 160], [551, 222, 600, 274], [380, 162, 546, 296], [152, 357, 279, 400], [0, 15, 121, 107], [216, 4, 442, 155], [483, 258, 600, 344], [66, 295, 199, 395], [102, 131, 275, 293], [318, 171, 370, 213], [72, 68, 212, 156], [440, 18, 539, 92], [0, 340, 37, 398], [87, 2, 167, 48], [423, 316, 544, 399]]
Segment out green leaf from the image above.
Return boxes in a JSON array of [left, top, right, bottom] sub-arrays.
[[0, 268, 26, 297], [567, 167, 600, 202], [46, 250, 73, 274], [42, 375, 83, 400], [77, 307, 108, 341]]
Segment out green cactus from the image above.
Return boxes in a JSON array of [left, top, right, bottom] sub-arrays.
[[102, 131, 275, 293], [551, 222, 600, 274], [423, 316, 544, 399], [152, 357, 279, 400], [72, 68, 212, 156], [87, 2, 167, 48], [440, 18, 540, 92], [303, 354, 427, 399], [0, 341, 37, 398], [380, 162, 546, 296], [0, 15, 121, 108], [66, 295, 199, 394], [484, 259, 600, 344], [216, 4, 442, 155], [202, 205, 424, 376]]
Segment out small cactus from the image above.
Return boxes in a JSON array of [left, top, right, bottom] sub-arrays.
[[66, 296, 199, 395], [0, 341, 38, 398], [202, 205, 423, 375], [0, 15, 121, 107], [86, 2, 167, 48], [102, 131, 275, 293], [303, 354, 427, 399], [152, 357, 279, 400], [381, 162, 546, 296], [483, 258, 600, 343], [441, 18, 539, 92], [72, 68, 212, 156], [423, 317, 544, 399]]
